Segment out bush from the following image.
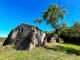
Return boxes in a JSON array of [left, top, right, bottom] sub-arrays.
[[60, 27, 80, 44]]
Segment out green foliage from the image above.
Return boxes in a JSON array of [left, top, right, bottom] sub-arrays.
[[34, 4, 67, 31], [60, 22, 80, 38], [62, 22, 67, 28], [43, 4, 66, 29], [60, 24, 80, 43], [34, 18, 42, 24], [72, 22, 80, 28]]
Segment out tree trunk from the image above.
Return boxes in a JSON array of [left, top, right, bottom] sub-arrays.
[[52, 24, 60, 42], [56, 29, 60, 42]]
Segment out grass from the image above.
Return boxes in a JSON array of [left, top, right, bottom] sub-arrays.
[[0, 39, 80, 60]]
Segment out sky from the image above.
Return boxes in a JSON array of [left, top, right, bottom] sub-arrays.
[[0, 0, 80, 37]]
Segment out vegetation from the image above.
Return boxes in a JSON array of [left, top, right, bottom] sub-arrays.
[[60, 21, 80, 44], [0, 1, 80, 60], [34, 3, 80, 44], [0, 39, 80, 60], [34, 4, 66, 31], [34, 4, 67, 42]]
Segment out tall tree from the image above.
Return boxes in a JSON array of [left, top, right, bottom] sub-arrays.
[[35, 4, 66, 31], [34, 4, 67, 42]]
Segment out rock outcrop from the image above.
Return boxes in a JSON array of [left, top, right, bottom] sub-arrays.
[[3, 23, 46, 50]]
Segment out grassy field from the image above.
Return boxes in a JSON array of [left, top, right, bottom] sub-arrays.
[[0, 39, 80, 60]]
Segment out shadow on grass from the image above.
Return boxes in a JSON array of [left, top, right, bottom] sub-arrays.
[[45, 46, 80, 56], [64, 42, 80, 46]]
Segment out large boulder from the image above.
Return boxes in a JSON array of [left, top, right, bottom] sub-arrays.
[[45, 32, 64, 43], [50, 37, 56, 43], [3, 23, 46, 50]]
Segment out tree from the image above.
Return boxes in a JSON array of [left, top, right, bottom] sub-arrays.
[[72, 22, 80, 28], [35, 4, 66, 30], [62, 22, 67, 28], [34, 4, 67, 42]]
